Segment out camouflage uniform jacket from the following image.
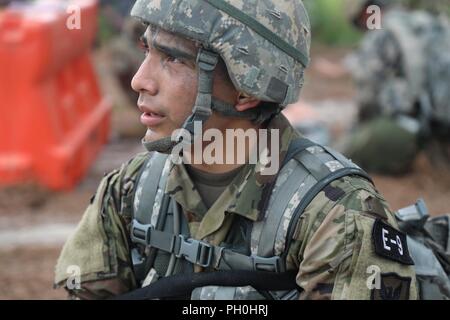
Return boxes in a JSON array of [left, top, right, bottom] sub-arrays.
[[55, 113, 418, 299]]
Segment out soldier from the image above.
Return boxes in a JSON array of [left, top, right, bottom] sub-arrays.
[[54, 0, 419, 300], [343, 0, 450, 174]]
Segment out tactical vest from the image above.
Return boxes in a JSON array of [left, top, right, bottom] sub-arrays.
[[126, 138, 450, 300]]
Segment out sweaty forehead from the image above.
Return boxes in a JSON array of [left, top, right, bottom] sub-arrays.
[[145, 26, 199, 57]]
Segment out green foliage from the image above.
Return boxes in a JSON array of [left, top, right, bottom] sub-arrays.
[[305, 0, 362, 46], [97, 14, 116, 46]]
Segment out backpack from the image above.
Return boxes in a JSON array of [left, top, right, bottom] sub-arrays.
[[396, 199, 450, 299]]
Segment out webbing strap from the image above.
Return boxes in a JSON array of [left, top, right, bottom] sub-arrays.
[[131, 219, 285, 272], [203, 0, 309, 68], [211, 97, 260, 119], [296, 150, 331, 180], [180, 49, 217, 138], [281, 138, 317, 167]]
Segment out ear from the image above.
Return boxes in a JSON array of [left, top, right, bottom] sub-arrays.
[[235, 93, 261, 112]]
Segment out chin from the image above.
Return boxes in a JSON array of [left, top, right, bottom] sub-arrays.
[[144, 128, 170, 142]]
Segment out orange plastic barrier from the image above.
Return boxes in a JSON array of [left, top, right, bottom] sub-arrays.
[[0, 0, 111, 190]]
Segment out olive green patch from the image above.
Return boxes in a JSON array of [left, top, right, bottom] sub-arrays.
[[371, 273, 411, 300]]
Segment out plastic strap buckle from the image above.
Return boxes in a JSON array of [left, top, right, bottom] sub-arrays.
[[175, 235, 213, 268], [131, 219, 153, 246], [252, 255, 284, 273]]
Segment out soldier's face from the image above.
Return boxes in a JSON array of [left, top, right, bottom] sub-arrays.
[[131, 26, 237, 143], [131, 26, 198, 143]]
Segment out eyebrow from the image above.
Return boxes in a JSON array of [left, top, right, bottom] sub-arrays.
[[153, 42, 197, 62], [140, 33, 197, 62]]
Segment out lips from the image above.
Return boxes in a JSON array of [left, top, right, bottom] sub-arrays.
[[138, 104, 166, 127]]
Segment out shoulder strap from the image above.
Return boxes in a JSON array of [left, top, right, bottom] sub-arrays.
[[130, 152, 171, 281], [116, 152, 152, 219], [253, 137, 372, 259], [133, 152, 170, 224], [281, 138, 317, 167]]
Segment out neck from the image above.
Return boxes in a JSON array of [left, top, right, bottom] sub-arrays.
[[186, 118, 263, 174]]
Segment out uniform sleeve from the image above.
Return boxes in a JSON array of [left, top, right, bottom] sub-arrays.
[[54, 153, 148, 299], [290, 176, 419, 300]]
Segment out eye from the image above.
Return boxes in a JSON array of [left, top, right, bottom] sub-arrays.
[[138, 38, 149, 55], [139, 44, 149, 54], [165, 54, 183, 64]]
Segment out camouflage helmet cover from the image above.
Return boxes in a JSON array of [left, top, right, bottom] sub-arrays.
[[131, 0, 311, 106]]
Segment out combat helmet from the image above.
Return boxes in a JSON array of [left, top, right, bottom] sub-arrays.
[[130, 0, 311, 152]]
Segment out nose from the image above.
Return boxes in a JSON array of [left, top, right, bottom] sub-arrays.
[[131, 56, 159, 96]]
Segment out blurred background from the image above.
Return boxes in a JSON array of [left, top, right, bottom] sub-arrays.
[[0, 0, 449, 299]]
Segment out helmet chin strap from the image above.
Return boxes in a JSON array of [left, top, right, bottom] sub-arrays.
[[142, 48, 263, 154], [141, 136, 178, 154]]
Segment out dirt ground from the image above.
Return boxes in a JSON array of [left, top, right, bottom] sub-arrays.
[[0, 138, 144, 300], [0, 246, 67, 300], [0, 45, 449, 300]]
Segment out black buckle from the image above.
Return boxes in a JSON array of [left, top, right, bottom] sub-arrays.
[[196, 49, 219, 72], [175, 235, 213, 268], [252, 256, 283, 273], [131, 219, 152, 246]]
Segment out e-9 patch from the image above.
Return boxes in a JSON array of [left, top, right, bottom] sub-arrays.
[[372, 219, 414, 265]]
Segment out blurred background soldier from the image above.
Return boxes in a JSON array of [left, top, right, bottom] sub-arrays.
[[105, 17, 146, 107], [343, 0, 450, 175], [94, 0, 146, 139], [98, 0, 146, 109], [98, 0, 136, 36]]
